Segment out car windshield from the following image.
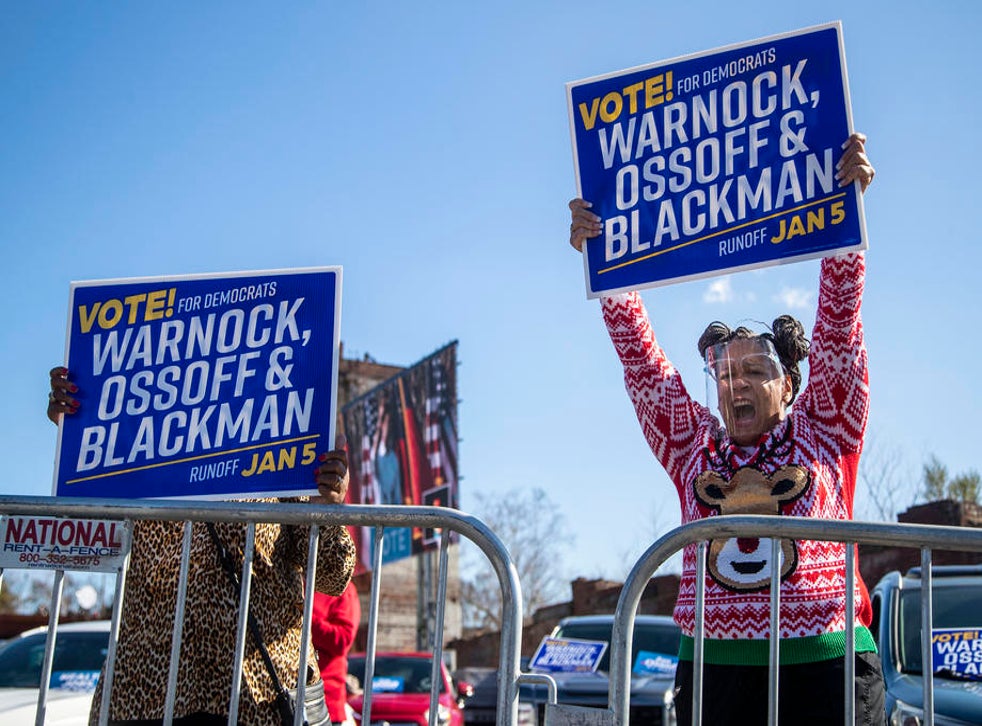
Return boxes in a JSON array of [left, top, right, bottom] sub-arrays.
[[348, 656, 446, 695], [0, 630, 109, 689], [552, 620, 680, 674], [898, 583, 982, 680]]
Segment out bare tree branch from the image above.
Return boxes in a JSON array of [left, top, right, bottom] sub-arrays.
[[460, 487, 573, 629], [857, 434, 915, 522]]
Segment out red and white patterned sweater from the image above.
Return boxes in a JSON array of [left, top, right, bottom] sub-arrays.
[[601, 253, 871, 653]]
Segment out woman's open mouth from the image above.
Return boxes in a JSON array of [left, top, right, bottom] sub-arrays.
[[732, 401, 755, 422]]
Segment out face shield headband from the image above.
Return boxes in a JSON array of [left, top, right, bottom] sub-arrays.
[[703, 337, 790, 440], [704, 337, 784, 386]]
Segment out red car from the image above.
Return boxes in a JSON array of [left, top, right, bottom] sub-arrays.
[[347, 652, 468, 726]]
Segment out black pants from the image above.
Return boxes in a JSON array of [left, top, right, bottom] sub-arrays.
[[673, 651, 886, 726]]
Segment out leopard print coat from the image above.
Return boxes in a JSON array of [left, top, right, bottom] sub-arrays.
[[89, 502, 355, 724]]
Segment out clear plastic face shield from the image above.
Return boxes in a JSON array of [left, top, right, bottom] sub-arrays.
[[704, 337, 790, 444]]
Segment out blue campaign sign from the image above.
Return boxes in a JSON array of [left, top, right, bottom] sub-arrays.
[[567, 22, 866, 298], [530, 637, 608, 674], [932, 628, 982, 679], [632, 650, 678, 677], [53, 267, 342, 500], [52, 671, 101, 692], [371, 676, 405, 693], [369, 525, 414, 565]]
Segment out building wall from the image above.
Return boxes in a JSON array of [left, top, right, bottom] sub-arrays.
[[351, 548, 463, 656], [337, 344, 404, 405]]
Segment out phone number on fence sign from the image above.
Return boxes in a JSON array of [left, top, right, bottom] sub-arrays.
[[16, 552, 114, 568]]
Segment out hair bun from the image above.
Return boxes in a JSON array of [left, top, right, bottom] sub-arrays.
[[771, 315, 810, 364], [697, 321, 732, 358]]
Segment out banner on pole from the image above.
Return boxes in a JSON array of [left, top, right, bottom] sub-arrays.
[[342, 342, 458, 570]]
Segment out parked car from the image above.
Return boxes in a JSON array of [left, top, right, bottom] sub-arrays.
[[347, 651, 468, 726], [0, 619, 110, 725], [870, 565, 982, 726], [525, 614, 681, 725], [453, 665, 538, 726]]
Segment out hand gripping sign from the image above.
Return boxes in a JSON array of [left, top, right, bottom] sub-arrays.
[[53, 267, 342, 500], [567, 22, 866, 297]]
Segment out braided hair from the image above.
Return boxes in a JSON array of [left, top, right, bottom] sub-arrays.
[[697, 316, 811, 404]]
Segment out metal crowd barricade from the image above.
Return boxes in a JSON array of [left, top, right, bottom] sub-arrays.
[[0, 496, 526, 726], [563, 515, 982, 726]]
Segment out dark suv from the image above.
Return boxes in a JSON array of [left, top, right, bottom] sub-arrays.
[[870, 565, 982, 725], [525, 614, 681, 725]]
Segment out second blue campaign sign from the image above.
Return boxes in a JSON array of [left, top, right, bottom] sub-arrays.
[[53, 267, 341, 500], [567, 22, 867, 297]]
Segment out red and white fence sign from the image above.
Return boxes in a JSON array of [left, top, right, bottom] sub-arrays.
[[0, 516, 129, 572]]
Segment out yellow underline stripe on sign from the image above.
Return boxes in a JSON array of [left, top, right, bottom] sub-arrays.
[[597, 192, 848, 275], [64, 433, 321, 485]]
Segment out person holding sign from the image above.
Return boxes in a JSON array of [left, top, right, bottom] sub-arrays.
[[568, 133, 884, 725], [48, 366, 355, 726]]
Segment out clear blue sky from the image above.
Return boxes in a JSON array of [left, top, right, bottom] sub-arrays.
[[2, 1, 980, 585]]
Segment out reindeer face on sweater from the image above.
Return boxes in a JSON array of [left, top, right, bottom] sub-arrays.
[[693, 465, 810, 591]]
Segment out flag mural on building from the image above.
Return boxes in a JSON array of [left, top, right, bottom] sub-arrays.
[[424, 350, 457, 494], [356, 395, 380, 505], [341, 342, 458, 570]]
